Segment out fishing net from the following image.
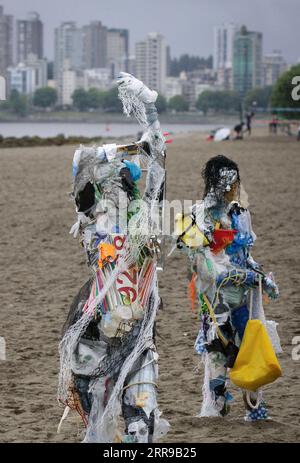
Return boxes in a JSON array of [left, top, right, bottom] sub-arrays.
[[117, 71, 158, 129]]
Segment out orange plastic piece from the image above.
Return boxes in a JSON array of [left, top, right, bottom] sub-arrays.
[[98, 243, 117, 269], [188, 272, 197, 312]]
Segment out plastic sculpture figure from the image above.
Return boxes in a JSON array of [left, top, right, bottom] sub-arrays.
[[176, 155, 280, 422], [58, 73, 169, 443]]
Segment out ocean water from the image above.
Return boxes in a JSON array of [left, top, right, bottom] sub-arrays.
[[0, 122, 220, 138]]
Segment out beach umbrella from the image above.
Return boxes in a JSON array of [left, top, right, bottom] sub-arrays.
[[214, 127, 231, 142]]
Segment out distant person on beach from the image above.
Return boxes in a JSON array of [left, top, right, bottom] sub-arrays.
[[269, 116, 279, 134], [297, 124, 300, 141], [233, 122, 244, 140], [245, 112, 255, 135], [175, 155, 280, 421]]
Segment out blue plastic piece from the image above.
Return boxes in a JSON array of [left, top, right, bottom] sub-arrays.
[[245, 403, 268, 421], [231, 304, 249, 340], [123, 160, 142, 181], [216, 270, 257, 288]]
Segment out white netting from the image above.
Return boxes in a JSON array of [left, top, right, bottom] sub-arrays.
[[117, 72, 158, 129], [118, 85, 148, 128], [198, 353, 220, 417], [128, 158, 165, 261]]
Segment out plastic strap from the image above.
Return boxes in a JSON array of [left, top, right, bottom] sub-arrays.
[[258, 273, 263, 314], [249, 288, 253, 320], [202, 293, 229, 347], [248, 274, 262, 320], [246, 390, 262, 410], [246, 277, 263, 410]]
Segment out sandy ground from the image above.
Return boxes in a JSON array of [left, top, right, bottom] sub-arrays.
[[0, 129, 300, 443]]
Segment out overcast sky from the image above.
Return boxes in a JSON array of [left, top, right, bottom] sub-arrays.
[[1, 0, 299, 63]]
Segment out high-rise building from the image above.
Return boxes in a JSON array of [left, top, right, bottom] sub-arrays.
[[127, 56, 136, 76], [135, 41, 147, 86], [164, 76, 183, 101], [166, 45, 171, 77], [54, 22, 84, 76], [54, 20, 131, 103], [54, 22, 84, 104], [26, 53, 47, 88], [216, 67, 233, 90], [61, 60, 77, 106], [233, 26, 263, 96], [107, 28, 129, 78], [83, 21, 107, 69], [213, 23, 238, 71], [17, 12, 43, 63], [0, 5, 13, 77], [263, 51, 287, 86], [8, 64, 36, 95], [135, 33, 167, 94], [83, 68, 111, 91], [7, 54, 47, 95]]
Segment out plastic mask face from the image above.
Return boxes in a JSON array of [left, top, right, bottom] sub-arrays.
[[224, 181, 239, 203]]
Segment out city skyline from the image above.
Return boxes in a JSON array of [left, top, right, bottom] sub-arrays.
[[0, 0, 299, 63], [0, 2, 296, 108]]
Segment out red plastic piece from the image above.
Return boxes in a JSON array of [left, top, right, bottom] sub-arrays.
[[210, 229, 237, 254]]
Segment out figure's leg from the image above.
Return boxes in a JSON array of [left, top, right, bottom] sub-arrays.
[[122, 349, 157, 443], [200, 293, 235, 417], [200, 350, 232, 417], [83, 375, 110, 442], [72, 335, 119, 442], [122, 349, 168, 442], [242, 390, 269, 422]]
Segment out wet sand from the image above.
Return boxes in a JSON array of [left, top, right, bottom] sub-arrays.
[[0, 129, 300, 442]]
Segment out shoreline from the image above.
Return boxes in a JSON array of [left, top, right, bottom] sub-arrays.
[[0, 112, 245, 125]]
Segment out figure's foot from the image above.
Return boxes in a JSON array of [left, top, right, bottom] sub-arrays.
[[244, 403, 268, 422], [200, 391, 233, 417], [220, 402, 231, 417], [219, 391, 233, 417], [123, 418, 149, 443]]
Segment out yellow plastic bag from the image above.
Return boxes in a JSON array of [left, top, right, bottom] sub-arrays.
[[230, 319, 282, 391], [175, 213, 209, 248]]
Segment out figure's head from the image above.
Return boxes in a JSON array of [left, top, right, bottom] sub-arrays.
[[202, 154, 240, 202]]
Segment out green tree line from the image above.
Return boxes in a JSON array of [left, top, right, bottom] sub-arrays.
[[1, 64, 299, 117]]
